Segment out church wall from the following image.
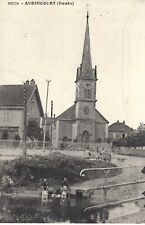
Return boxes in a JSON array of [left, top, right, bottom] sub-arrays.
[[76, 102, 95, 120], [95, 122, 107, 141], [72, 122, 78, 141], [77, 120, 96, 142], [59, 120, 73, 141], [106, 124, 108, 138]]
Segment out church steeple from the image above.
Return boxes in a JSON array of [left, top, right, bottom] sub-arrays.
[[76, 12, 96, 82], [81, 12, 94, 79]]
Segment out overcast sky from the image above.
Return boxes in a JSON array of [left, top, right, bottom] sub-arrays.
[[0, 0, 145, 129]]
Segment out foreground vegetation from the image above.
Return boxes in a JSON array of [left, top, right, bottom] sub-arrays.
[[0, 152, 121, 188]]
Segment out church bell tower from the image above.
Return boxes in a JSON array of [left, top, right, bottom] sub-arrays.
[[73, 12, 98, 145]]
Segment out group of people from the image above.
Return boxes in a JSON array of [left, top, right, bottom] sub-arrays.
[[41, 177, 70, 206]]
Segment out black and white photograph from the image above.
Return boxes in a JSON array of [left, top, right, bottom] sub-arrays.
[[0, 0, 145, 223]]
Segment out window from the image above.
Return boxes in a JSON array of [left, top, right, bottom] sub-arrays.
[[2, 130, 8, 140]]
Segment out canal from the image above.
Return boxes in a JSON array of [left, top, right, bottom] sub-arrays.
[[0, 193, 143, 223]]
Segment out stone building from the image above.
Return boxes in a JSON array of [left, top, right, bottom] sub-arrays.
[[51, 13, 108, 149], [108, 120, 133, 141], [0, 79, 43, 140]]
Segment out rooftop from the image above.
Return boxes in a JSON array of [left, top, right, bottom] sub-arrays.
[[109, 121, 133, 133], [0, 80, 43, 116]]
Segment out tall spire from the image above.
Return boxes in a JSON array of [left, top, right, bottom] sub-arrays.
[[81, 11, 93, 79]]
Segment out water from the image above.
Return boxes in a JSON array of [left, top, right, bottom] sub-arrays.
[[0, 194, 143, 223], [0, 195, 90, 223]]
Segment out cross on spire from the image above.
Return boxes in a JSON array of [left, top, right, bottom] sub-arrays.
[[86, 4, 89, 22]]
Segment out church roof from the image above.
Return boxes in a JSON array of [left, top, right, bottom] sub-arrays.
[[55, 104, 108, 123], [56, 104, 76, 121], [95, 109, 109, 123]]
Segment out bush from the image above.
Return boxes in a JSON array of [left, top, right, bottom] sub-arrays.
[[0, 154, 121, 187]]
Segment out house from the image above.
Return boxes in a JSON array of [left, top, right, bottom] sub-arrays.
[[0, 79, 43, 140], [108, 120, 133, 141], [51, 13, 109, 149]]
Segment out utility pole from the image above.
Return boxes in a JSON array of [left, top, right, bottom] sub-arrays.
[[23, 82, 27, 156], [50, 100, 53, 149], [43, 80, 51, 149]]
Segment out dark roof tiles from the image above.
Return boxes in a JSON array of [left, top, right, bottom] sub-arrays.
[[0, 85, 35, 107], [0, 85, 44, 116], [55, 104, 108, 123], [109, 121, 132, 133]]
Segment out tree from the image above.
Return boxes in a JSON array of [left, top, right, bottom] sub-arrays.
[[113, 122, 145, 148], [27, 119, 42, 140]]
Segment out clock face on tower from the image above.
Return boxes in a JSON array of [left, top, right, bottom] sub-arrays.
[[84, 106, 89, 115]]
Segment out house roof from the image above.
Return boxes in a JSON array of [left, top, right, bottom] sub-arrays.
[[108, 121, 133, 133], [0, 84, 44, 116]]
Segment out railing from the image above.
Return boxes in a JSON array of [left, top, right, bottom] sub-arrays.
[[0, 140, 23, 148], [79, 166, 145, 215], [0, 139, 113, 152], [0, 140, 51, 149], [80, 165, 145, 177], [58, 141, 112, 151], [84, 195, 145, 212], [86, 179, 145, 191]]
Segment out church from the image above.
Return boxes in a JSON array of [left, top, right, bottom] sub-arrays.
[[51, 13, 109, 149]]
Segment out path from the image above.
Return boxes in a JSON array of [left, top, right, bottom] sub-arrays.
[[72, 153, 145, 191]]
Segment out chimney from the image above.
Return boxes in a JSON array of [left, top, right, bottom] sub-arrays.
[[30, 79, 35, 86], [117, 120, 119, 123], [123, 121, 125, 124]]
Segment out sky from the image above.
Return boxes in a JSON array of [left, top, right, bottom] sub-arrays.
[[0, 0, 145, 129]]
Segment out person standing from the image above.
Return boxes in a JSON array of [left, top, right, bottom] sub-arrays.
[[61, 178, 70, 190]]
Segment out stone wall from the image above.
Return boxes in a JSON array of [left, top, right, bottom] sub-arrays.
[[117, 147, 145, 157]]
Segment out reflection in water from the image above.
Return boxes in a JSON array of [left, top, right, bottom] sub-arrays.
[[0, 195, 142, 223], [0, 195, 89, 223]]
